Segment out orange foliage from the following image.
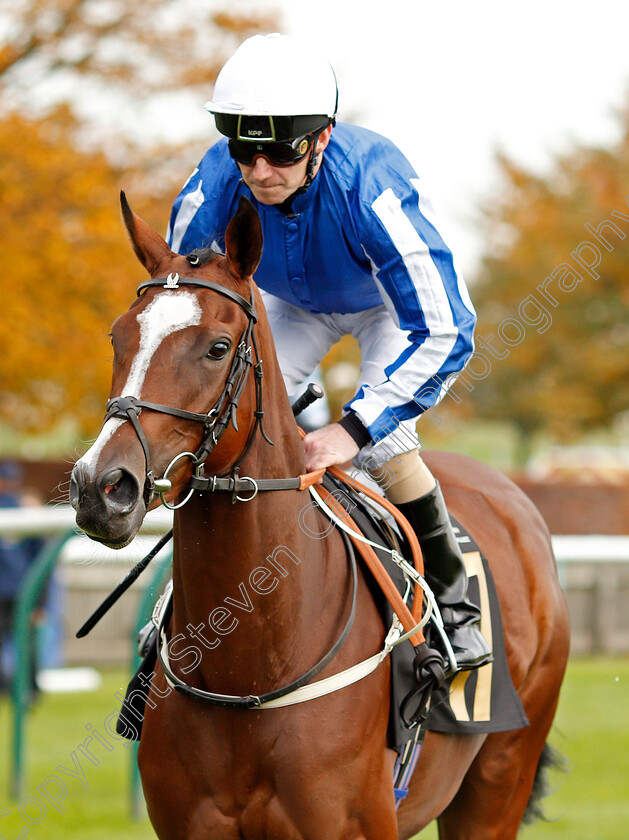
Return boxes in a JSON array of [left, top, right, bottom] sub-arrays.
[[0, 108, 170, 435], [0, 0, 280, 98], [469, 101, 629, 450], [0, 2, 281, 444]]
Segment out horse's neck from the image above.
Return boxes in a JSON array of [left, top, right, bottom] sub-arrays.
[[169, 374, 334, 691]]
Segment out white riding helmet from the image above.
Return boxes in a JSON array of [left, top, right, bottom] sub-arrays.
[[205, 33, 338, 142]]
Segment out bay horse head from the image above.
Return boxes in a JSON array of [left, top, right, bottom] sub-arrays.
[[70, 192, 263, 548]]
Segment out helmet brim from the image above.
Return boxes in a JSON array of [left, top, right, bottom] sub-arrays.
[[210, 111, 333, 142]]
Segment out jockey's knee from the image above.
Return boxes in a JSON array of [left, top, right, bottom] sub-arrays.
[[371, 449, 436, 504]]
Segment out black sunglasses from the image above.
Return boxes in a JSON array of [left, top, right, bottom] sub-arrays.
[[228, 134, 314, 167]]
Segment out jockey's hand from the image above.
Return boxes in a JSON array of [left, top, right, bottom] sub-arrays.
[[303, 422, 360, 472]]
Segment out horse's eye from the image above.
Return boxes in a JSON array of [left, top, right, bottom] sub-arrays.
[[207, 340, 230, 360]]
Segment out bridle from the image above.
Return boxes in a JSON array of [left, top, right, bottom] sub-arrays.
[[103, 272, 270, 509], [76, 269, 323, 639]]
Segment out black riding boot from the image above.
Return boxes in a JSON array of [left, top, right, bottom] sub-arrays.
[[397, 483, 492, 671]]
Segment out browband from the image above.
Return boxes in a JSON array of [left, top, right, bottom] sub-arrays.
[[137, 274, 257, 322]]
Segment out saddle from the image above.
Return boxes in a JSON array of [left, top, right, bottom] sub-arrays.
[[312, 470, 528, 811], [316, 470, 528, 740]]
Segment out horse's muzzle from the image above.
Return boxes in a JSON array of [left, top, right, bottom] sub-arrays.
[[70, 462, 146, 548]]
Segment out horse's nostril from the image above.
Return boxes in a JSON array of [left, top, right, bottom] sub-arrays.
[[70, 463, 90, 510], [103, 469, 123, 496], [98, 468, 141, 514], [69, 475, 80, 508]]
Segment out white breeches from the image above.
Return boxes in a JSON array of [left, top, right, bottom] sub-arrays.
[[261, 290, 420, 470]]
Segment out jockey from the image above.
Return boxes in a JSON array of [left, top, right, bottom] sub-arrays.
[[166, 33, 491, 672]]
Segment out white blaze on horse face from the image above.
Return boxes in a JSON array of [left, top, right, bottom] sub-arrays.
[[79, 292, 203, 471], [125, 292, 202, 396]]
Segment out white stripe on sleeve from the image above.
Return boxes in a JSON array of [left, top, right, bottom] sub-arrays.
[[371, 187, 456, 335], [410, 178, 475, 317], [169, 180, 205, 253]]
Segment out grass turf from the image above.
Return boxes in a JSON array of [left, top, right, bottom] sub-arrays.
[[416, 656, 629, 839], [0, 669, 154, 839], [1, 657, 628, 838]]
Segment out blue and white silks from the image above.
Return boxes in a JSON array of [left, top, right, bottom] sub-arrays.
[[167, 123, 476, 454]]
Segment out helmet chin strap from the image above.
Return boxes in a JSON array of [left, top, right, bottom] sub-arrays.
[[274, 128, 325, 217]]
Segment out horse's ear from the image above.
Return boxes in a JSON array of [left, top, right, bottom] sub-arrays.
[[120, 190, 174, 275], [224, 196, 263, 281]]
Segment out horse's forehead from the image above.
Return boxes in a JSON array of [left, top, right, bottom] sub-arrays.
[[136, 291, 202, 339], [77, 292, 203, 472], [119, 291, 202, 395]]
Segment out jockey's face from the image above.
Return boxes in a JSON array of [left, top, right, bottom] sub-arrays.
[[237, 125, 332, 206]]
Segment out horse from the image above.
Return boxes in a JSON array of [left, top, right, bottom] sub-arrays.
[[70, 193, 570, 840]]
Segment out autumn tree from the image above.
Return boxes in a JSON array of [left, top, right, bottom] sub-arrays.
[[0, 1, 276, 113], [0, 0, 278, 441], [0, 108, 142, 432], [462, 103, 629, 464]]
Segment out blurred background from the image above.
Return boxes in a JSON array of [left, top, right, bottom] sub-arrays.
[[0, 1, 628, 838]]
